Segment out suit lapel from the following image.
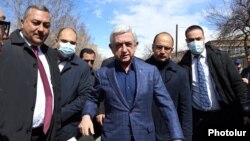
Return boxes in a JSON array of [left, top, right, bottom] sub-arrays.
[[132, 59, 141, 108], [164, 62, 175, 83], [107, 65, 130, 109], [61, 62, 71, 73], [40, 45, 59, 90]]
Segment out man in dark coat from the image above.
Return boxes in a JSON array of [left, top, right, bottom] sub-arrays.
[[146, 32, 192, 141], [0, 5, 61, 141], [179, 25, 250, 141], [78, 48, 103, 141], [55, 28, 91, 141]]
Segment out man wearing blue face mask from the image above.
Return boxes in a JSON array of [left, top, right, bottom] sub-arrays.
[[56, 27, 92, 141], [179, 25, 250, 141]]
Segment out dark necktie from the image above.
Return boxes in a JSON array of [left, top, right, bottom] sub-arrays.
[[32, 46, 53, 134], [196, 55, 211, 110]]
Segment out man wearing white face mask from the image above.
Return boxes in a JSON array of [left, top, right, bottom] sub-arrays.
[[56, 27, 92, 141], [179, 25, 250, 141]]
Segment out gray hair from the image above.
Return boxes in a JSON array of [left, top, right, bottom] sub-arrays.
[[23, 5, 50, 20], [110, 24, 138, 44]]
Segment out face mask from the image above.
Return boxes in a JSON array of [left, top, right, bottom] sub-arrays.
[[58, 42, 76, 57], [187, 40, 205, 55]]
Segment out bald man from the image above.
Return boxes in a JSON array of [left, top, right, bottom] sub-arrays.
[[146, 32, 192, 141], [55, 27, 91, 141], [0, 7, 5, 45], [0, 7, 5, 21]]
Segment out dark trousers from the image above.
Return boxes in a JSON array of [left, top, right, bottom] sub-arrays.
[[192, 107, 246, 141], [31, 126, 46, 141]]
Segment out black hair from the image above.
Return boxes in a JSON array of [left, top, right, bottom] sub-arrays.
[[80, 48, 95, 58]]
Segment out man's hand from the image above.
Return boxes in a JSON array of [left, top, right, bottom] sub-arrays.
[[242, 78, 249, 84], [96, 114, 105, 126], [244, 116, 250, 126], [78, 115, 94, 136]]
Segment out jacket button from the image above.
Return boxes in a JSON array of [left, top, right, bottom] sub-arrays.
[[26, 129, 31, 134], [129, 109, 132, 113], [33, 63, 37, 68], [31, 107, 34, 111], [33, 83, 37, 88]]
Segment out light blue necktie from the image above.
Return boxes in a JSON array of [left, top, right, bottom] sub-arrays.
[[196, 55, 211, 110]]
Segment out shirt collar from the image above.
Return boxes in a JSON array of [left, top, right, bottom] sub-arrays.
[[115, 57, 135, 73], [192, 48, 207, 59], [19, 31, 41, 50]]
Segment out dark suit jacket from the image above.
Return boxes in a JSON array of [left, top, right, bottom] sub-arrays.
[[0, 29, 61, 141], [83, 57, 184, 141], [179, 44, 249, 116], [57, 54, 91, 141], [146, 57, 192, 141]]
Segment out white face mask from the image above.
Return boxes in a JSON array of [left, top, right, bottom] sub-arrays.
[[58, 42, 76, 57], [187, 40, 205, 55]]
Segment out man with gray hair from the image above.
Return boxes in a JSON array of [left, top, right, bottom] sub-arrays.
[[0, 5, 61, 141], [78, 24, 184, 141]]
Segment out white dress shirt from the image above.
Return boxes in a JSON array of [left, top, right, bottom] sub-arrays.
[[20, 32, 54, 128], [191, 49, 221, 111]]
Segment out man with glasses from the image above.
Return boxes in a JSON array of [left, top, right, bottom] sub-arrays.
[[0, 7, 5, 21], [146, 32, 192, 141], [0, 7, 10, 45], [78, 24, 184, 141], [55, 27, 91, 141], [179, 25, 250, 141]]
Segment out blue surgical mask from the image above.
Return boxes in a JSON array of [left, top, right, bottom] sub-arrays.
[[58, 42, 76, 57], [187, 40, 205, 55]]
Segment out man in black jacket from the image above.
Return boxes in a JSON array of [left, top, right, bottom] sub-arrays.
[[146, 32, 192, 141], [179, 25, 250, 141], [0, 7, 10, 45], [55, 27, 91, 141], [0, 5, 61, 141]]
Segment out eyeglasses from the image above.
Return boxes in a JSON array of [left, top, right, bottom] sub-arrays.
[[60, 39, 76, 45], [0, 16, 6, 21], [154, 45, 173, 51], [186, 37, 203, 43], [0, 21, 10, 37], [113, 42, 134, 48], [84, 59, 94, 64]]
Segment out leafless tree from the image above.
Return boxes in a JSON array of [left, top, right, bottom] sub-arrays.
[[141, 44, 153, 60], [206, 0, 250, 51], [1, 0, 104, 67], [2, 0, 88, 47]]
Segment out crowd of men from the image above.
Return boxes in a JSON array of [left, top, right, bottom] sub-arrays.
[[0, 4, 250, 141]]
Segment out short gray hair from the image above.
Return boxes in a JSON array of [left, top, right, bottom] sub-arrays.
[[23, 5, 50, 20], [110, 24, 138, 44]]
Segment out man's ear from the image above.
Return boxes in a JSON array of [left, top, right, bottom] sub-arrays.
[[135, 42, 139, 46], [109, 44, 116, 55], [20, 19, 24, 29], [55, 38, 60, 48]]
